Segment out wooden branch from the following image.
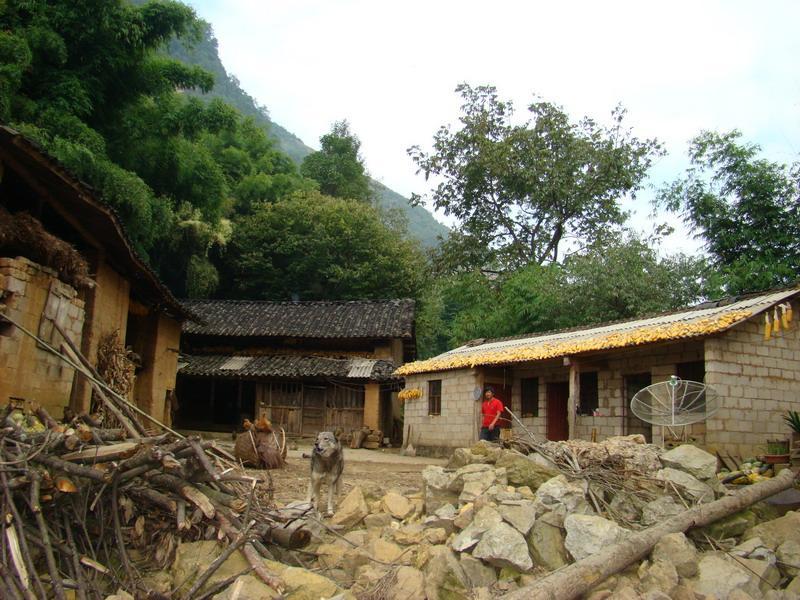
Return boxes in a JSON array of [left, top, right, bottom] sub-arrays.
[[59, 442, 139, 463], [502, 469, 798, 600], [183, 528, 252, 600], [30, 472, 66, 600]]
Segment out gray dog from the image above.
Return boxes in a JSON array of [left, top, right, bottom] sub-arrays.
[[307, 431, 344, 516]]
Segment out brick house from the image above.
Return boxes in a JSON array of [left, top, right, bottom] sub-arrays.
[[175, 299, 416, 438], [0, 125, 195, 423], [397, 288, 800, 457]]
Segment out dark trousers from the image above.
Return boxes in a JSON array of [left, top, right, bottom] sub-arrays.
[[479, 427, 500, 441]]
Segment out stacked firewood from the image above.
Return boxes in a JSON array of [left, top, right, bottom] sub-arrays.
[[0, 403, 308, 599], [349, 427, 383, 449]]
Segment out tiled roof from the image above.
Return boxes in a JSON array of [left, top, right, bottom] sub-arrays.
[[396, 287, 800, 375], [178, 354, 398, 381], [181, 299, 415, 339]]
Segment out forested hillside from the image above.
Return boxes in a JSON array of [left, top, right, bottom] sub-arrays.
[[164, 20, 449, 248]]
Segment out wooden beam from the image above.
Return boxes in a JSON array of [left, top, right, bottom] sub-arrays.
[[567, 359, 579, 440]]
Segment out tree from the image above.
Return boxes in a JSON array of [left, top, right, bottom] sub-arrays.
[[409, 84, 662, 269], [218, 191, 424, 300], [301, 121, 372, 202], [659, 130, 800, 294]]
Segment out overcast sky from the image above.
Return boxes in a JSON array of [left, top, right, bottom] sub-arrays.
[[187, 0, 799, 253]]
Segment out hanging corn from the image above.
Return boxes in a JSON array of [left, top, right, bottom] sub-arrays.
[[764, 313, 772, 340], [773, 306, 782, 334], [784, 302, 793, 329]]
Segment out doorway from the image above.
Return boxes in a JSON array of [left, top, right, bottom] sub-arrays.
[[623, 373, 652, 442], [302, 386, 326, 434], [546, 382, 569, 441]]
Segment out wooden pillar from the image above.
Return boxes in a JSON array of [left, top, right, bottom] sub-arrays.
[[363, 383, 380, 431], [567, 357, 580, 440]]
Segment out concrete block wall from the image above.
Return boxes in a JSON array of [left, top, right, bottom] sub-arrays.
[[0, 256, 85, 416], [705, 311, 800, 456], [402, 369, 480, 450]]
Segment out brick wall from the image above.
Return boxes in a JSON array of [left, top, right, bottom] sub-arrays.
[[705, 313, 800, 456], [0, 256, 85, 416]]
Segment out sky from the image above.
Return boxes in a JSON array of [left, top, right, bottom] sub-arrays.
[[187, 0, 800, 253]]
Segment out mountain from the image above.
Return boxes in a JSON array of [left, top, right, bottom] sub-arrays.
[[166, 24, 448, 248]]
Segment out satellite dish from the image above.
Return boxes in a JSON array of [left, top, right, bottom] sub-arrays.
[[631, 376, 719, 428], [473, 387, 483, 401]]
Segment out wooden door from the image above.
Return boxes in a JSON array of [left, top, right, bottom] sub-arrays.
[[491, 384, 513, 429], [546, 382, 569, 441], [302, 386, 326, 434], [623, 373, 652, 442]]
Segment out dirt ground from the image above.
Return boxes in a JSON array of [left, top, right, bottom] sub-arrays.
[[250, 445, 446, 506]]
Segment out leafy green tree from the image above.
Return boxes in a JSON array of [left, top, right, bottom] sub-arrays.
[[409, 84, 662, 269], [301, 121, 372, 202], [660, 130, 800, 293]]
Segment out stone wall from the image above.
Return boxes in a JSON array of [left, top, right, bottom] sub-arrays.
[[705, 312, 800, 456], [0, 256, 85, 415]]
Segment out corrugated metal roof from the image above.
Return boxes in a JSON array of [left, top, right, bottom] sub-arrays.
[[178, 354, 398, 381], [181, 299, 415, 339], [396, 288, 799, 375]]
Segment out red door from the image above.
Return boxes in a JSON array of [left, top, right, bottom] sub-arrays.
[[493, 384, 513, 429], [546, 382, 569, 441]]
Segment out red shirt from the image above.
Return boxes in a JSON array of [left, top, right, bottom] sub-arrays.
[[481, 398, 504, 427]]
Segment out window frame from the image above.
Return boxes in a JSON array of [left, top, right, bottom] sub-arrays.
[[428, 379, 442, 416], [579, 371, 599, 415], [520, 377, 539, 418]]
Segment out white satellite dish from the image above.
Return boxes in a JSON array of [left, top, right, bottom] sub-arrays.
[[631, 376, 719, 445]]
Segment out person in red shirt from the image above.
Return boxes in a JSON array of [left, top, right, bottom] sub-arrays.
[[479, 386, 504, 442]]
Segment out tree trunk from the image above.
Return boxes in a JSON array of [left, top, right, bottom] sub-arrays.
[[502, 468, 797, 600]]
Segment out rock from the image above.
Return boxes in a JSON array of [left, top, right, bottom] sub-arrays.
[[642, 592, 672, 600], [364, 513, 394, 529], [212, 574, 279, 600], [460, 468, 505, 504], [393, 524, 425, 545], [692, 552, 761, 597], [454, 503, 475, 530], [281, 566, 350, 600], [423, 545, 469, 600], [742, 511, 800, 550], [422, 466, 458, 513], [472, 522, 534, 571], [655, 468, 714, 502], [641, 495, 683, 526], [534, 475, 592, 517], [447, 447, 490, 469], [343, 529, 369, 547], [316, 543, 348, 569], [496, 450, 559, 491], [470, 441, 503, 462], [171, 541, 250, 594], [527, 511, 570, 570], [449, 463, 496, 492], [140, 571, 172, 595], [387, 566, 426, 600], [528, 452, 559, 472], [425, 528, 448, 545], [423, 507, 456, 535], [609, 586, 639, 600], [777, 540, 800, 578], [651, 532, 698, 578], [660, 444, 718, 480], [383, 491, 413, 520], [342, 547, 373, 577], [330, 486, 369, 528], [609, 493, 642, 523], [564, 514, 629, 561], [787, 575, 800, 594], [698, 510, 757, 541], [516, 485, 535, 499], [451, 506, 502, 552], [352, 564, 390, 596], [105, 591, 134, 600], [459, 554, 498, 588], [731, 536, 776, 563], [738, 557, 780, 593], [638, 559, 679, 595], [497, 500, 537, 535], [369, 538, 408, 564]]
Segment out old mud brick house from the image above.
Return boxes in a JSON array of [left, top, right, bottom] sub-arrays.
[[397, 288, 800, 457], [0, 126, 195, 422], [175, 299, 416, 438]]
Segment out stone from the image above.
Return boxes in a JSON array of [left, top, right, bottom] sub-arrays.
[[742, 511, 800, 550], [459, 553, 497, 588], [387, 566, 426, 600], [496, 450, 559, 491], [609, 586, 639, 600], [449, 463, 496, 492], [731, 536, 776, 563], [423, 512, 456, 536], [660, 444, 718, 480], [447, 447, 490, 469], [787, 576, 800, 594], [212, 574, 279, 600], [342, 547, 373, 576], [352, 564, 390, 596], [316, 543, 348, 569], [364, 512, 394, 529], [171, 541, 251, 594], [692, 552, 761, 597], [472, 522, 534, 572], [498, 500, 537, 535], [470, 441, 503, 462], [641, 495, 683, 526], [369, 538, 408, 564], [655, 468, 714, 503], [105, 591, 134, 600], [454, 503, 475, 530], [393, 524, 425, 546], [638, 559, 679, 595], [423, 545, 469, 600], [516, 485, 535, 499], [460, 468, 504, 504], [699, 510, 757, 541], [281, 567, 349, 600], [651, 533, 698, 578], [527, 511, 570, 571], [330, 486, 369, 528], [528, 452, 560, 472], [422, 466, 458, 513], [609, 493, 643, 523], [424, 528, 448, 545], [534, 475, 592, 517], [642, 592, 672, 600], [738, 557, 780, 593], [140, 571, 172, 595], [564, 514, 629, 561], [777, 540, 800, 578], [383, 491, 413, 520], [343, 529, 369, 547], [451, 506, 502, 552]]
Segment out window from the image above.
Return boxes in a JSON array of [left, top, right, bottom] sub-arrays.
[[579, 371, 599, 415], [520, 377, 539, 417], [428, 380, 442, 416], [676, 361, 705, 383]]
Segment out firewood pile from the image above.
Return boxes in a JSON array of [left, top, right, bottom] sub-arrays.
[[349, 427, 383, 449]]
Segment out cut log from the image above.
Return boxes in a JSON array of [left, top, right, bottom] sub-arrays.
[[59, 442, 139, 463], [502, 468, 797, 600]]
